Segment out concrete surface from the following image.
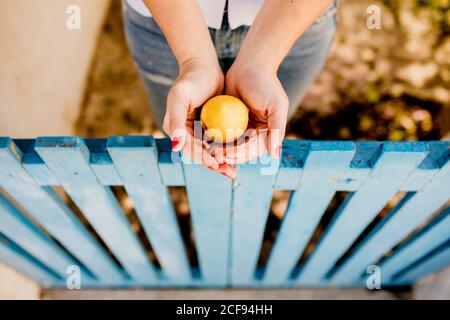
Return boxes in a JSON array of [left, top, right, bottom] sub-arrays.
[[36, 266, 450, 300], [42, 288, 404, 300], [3, 262, 450, 300], [0, 0, 110, 137], [414, 264, 450, 299]]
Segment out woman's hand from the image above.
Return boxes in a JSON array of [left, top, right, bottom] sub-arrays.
[[221, 60, 289, 164], [143, 0, 236, 177], [214, 0, 333, 165], [163, 58, 236, 178]]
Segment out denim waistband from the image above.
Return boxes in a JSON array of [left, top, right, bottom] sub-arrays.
[[123, 0, 338, 59], [123, 0, 337, 33], [122, 0, 162, 34]]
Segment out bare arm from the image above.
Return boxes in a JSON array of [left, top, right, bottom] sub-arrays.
[[237, 0, 333, 73], [226, 0, 333, 160], [143, 1, 236, 177], [143, 0, 217, 66]]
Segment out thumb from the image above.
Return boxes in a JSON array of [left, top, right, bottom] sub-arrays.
[[267, 98, 288, 159], [163, 87, 189, 152]]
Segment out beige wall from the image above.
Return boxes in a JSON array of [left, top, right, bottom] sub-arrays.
[[0, 264, 40, 300], [0, 0, 110, 137], [0, 0, 110, 298]]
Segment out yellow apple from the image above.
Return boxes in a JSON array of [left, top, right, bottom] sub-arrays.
[[200, 95, 249, 143]]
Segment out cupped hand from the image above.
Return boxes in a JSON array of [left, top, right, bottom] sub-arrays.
[[220, 61, 289, 164], [163, 58, 236, 178]]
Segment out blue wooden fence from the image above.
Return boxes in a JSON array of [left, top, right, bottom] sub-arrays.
[[0, 136, 448, 288]]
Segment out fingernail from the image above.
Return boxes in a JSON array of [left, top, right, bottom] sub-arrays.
[[171, 137, 181, 151], [220, 172, 229, 178], [275, 145, 281, 158]]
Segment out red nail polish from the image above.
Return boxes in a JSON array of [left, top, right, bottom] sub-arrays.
[[220, 172, 230, 179], [171, 138, 180, 150]]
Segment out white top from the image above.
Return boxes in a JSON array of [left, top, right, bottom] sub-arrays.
[[126, 0, 265, 30]]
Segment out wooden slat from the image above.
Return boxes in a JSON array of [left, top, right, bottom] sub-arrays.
[[35, 137, 157, 284], [400, 142, 448, 191], [155, 139, 185, 186], [298, 142, 428, 286], [0, 232, 60, 287], [2, 137, 449, 288], [14, 138, 182, 187], [0, 138, 123, 283], [231, 154, 276, 285], [15, 139, 60, 186], [107, 136, 191, 283], [84, 139, 123, 186], [273, 140, 308, 190], [335, 142, 381, 191], [393, 240, 450, 285], [18, 137, 445, 190], [329, 148, 449, 285], [0, 194, 78, 279], [263, 142, 355, 285], [183, 162, 232, 286], [380, 206, 450, 283]]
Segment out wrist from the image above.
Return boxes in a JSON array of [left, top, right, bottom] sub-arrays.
[[231, 50, 279, 78], [178, 39, 220, 72], [179, 55, 218, 71], [179, 56, 224, 88], [234, 37, 282, 75], [179, 55, 222, 82]]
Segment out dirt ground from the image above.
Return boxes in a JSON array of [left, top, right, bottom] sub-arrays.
[[75, 0, 152, 137], [76, 0, 450, 140], [74, 0, 450, 261], [69, 0, 450, 296], [4, 0, 449, 300]]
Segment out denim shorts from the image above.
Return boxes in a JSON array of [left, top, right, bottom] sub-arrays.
[[123, 0, 337, 129]]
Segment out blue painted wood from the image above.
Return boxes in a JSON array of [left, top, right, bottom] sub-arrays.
[[393, 240, 450, 284], [0, 138, 124, 283], [380, 206, 450, 283], [84, 139, 123, 186], [273, 140, 308, 190], [329, 146, 449, 285], [0, 232, 61, 287], [14, 138, 181, 187], [0, 193, 78, 279], [155, 139, 186, 186], [35, 137, 157, 284], [14, 139, 60, 186], [16, 137, 446, 191], [263, 142, 356, 285], [298, 142, 428, 286], [400, 142, 448, 191], [183, 161, 233, 286], [335, 142, 380, 191], [107, 136, 191, 283], [231, 153, 276, 286], [1, 137, 449, 288]]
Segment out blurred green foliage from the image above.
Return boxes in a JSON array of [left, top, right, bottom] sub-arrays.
[[382, 0, 450, 41], [289, 0, 449, 141]]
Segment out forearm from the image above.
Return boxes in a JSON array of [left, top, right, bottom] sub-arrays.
[[236, 0, 332, 73], [143, 0, 218, 68]]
